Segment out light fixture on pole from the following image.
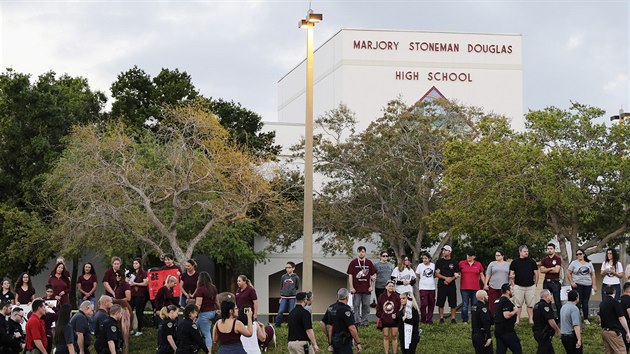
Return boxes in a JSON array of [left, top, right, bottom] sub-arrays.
[[299, 8, 322, 293], [610, 107, 630, 124]]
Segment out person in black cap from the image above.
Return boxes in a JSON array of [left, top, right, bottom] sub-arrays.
[[494, 283, 522, 354], [435, 245, 460, 324], [287, 292, 319, 354], [532, 289, 560, 354], [471, 290, 493, 354]]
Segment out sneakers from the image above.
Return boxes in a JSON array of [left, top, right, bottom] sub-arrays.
[[451, 319, 456, 324], [134, 331, 143, 337], [584, 319, 591, 325], [439, 318, 445, 324]]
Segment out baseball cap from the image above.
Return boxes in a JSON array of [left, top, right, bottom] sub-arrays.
[[442, 245, 452, 252]]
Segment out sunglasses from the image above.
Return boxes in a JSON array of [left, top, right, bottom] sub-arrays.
[[381, 255, 389, 257], [576, 253, 584, 256]]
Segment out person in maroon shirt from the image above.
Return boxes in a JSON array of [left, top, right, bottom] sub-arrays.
[[47, 262, 70, 306], [25, 299, 48, 354], [540, 242, 562, 314], [376, 280, 401, 354], [154, 275, 179, 313], [102, 256, 122, 297], [346, 245, 376, 326], [235, 274, 258, 321], [54, 257, 71, 280], [195, 271, 219, 352], [77, 262, 98, 307], [113, 269, 131, 302], [180, 259, 199, 307], [161, 254, 182, 273], [14, 272, 36, 305], [130, 257, 148, 336]]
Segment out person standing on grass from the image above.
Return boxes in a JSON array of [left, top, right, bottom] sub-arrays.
[[599, 285, 630, 354], [70, 300, 93, 354], [601, 249, 624, 302], [397, 292, 419, 354], [276, 261, 300, 329], [331, 288, 362, 354], [567, 248, 597, 325], [391, 255, 416, 295], [415, 252, 436, 324], [532, 289, 560, 354], [619, 282, 630, 353], [435, 245, 460, 324], [494, 284, 522, 354], [157, 305, 178, 354], [375, 252, 395, 300], [102, 257, 122, 298], [377, 280, 400, 354], [287, 292, 319, 354], [346, 246, 376, 327], [471, 290, 492, 354], [540, 243, 562, 315], [180, 259, 199, 308], [484, 250, 510, 317], [129, 258, 148, 337], [25, 299, 49, 354], [509, 245, 538, 325], [194, 272, 219, 354], [459, 251, 485, 324], [560, 290, 583, 354]]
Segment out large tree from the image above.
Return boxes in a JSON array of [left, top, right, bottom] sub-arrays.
[[301, 99, 499, 263], [44, 104, 283, 265]]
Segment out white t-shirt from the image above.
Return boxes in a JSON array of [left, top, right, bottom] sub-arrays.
[[391, 267, 416, 294], [415, 262, 436, 290], [602, 261, 623, 285], [241, 321, 261, 354]]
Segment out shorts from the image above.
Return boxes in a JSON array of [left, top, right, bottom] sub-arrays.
[[512, 285, 536, 308], [437, 284, 457, 308]]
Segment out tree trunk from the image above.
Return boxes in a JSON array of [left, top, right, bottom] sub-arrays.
[[71, 255, 79, 308]]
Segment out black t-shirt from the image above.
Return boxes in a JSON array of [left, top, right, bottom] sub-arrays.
[[54, 323, 75, 354], [600, 295, 625, 331], [435, 258, 460, 287], [70, 310, 91, 349], [158, 317, 178, 348], [509, 257, 538, 287], [532, 300, 555, 333], [287, 304, 313, 341], [494, 296, 516, 335], [472, 301, 492, 337], [95, 316, 120, 353], [321, 302, 340, 325], [332, 303, 355, 336], [621, 295, 630, 325]]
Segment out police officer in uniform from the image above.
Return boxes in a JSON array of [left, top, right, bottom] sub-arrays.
[[532, 289, 560, 354], [494, 284, 522, 354], [158, 305, 179, 354], [176, 304, 208, 354], [95, 304, 123, 354], [331, 288, 362, 354], [1, 302, 22, 354], [321, 297, 341, 352], [7, 307, 26, 354], [471, 290, 493, 354]]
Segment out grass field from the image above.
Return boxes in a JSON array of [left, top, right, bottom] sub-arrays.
[[128, 318, 607, 353]]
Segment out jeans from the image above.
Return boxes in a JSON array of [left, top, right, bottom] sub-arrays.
[[602, 283, 621, 301], [198, 310, 216, 347], [352, 292, 371, 326], [460, 289, 478, 322], [543, 280, 562, 314], [573, 284, 592, 319], [275, 297, 296, 327]]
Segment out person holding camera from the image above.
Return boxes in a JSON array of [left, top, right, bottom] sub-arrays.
[[532, 289, 560, 354], [212, 301, 252, 354], [287, 292, 319, 354]]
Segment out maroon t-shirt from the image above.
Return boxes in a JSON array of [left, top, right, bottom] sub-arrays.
[[154, 286, 178, 310], [541, 255, 561, 281], [346, 257, 376, 293], [180, 271, 199, 295], [15, 286, 36, 304], [235, 285, 258, 309], [102, 268, 118, 295], [130, 270, 148, 297], [194, 284, 218, 312], [48, 275, 70, 305], [77, 274, 98, 297], [161, 264, 182, 274], [114, 281, 131, 300]]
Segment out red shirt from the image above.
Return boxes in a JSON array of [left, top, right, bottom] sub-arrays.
[[77, 274, 98, 297], [235, 285, 258, 309], [102, 268, 118, 295], [181, 271, 199, 295], [346, 258, 376, 293], [26, 313, 47, 350], [458, 260, 484, 290], [48, 275, 70, 305], [541, 255, 561, 280], [194, 284, 218, 312]]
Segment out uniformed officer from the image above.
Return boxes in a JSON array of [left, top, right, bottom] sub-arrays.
[[321, 298, 341, 352], [532, 289, 560, 354], [471, 290, 493, 354], [157, 305, 179, 354], [176, 304, 208, 354], [1, 302, 22, 354], [494, 283, 522, 354], [7, 307, 26, 354], [95, 303, 123, 354], [331, 288, 362, 354], [287, 292, 319, 354]]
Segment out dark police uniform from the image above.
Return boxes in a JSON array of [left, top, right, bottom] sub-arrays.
[[494, 296, 522, 354], [321, 301, 340, 346], [175, 317, 208, 354], [0, 314, 22, 354], [532, 299, 556, 354], [157, 317, 178, 354], [331, 302, 356, 354], [95, 316, 122, 354], [471, 301, 493, 354], [7, 317, 25, 354]]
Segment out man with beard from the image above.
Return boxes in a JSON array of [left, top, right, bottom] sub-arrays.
[[346, 246, 376, 327]]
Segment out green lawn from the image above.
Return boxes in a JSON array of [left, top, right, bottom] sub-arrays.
[[129, 318, 606, 353]]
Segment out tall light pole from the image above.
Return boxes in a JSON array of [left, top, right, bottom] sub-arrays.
[[611, 107, 629, 265], [299, 9, 322, 292]]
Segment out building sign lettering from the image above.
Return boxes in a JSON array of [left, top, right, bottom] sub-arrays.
[[353, 39, 513, 55], [395, 71, 472, 82]]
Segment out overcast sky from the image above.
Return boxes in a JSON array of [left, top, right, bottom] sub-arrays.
[[1, 0, 628, 124]]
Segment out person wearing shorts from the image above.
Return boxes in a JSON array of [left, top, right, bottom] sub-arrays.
[[509, 245, 538, 325], [435, 245, 460, 324]]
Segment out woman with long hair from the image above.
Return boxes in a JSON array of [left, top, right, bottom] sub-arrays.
[[212, 300, 253, 354], [2, 278, 15, 305], [235, 275, 258, 321], [113, 269, 131, 302], [238, 303, 267, 354], [53, 304, 76, 354], [195, 271, 219, 353], [391, 255, 416, 295], [377, 280, 401, 354], [180, 259, 199, 307], [601, 248, 623, 301], [415, 252, 436, 324], [483, 250, 510, 317], [397, 292, 420, 354], [77, 262, 98, 308], [568, 248, 597, 324], [129, 257, 148, 336], [157, 305, 178, 354], [48, 262, 70, 305], [14, 272, 35, 305]]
